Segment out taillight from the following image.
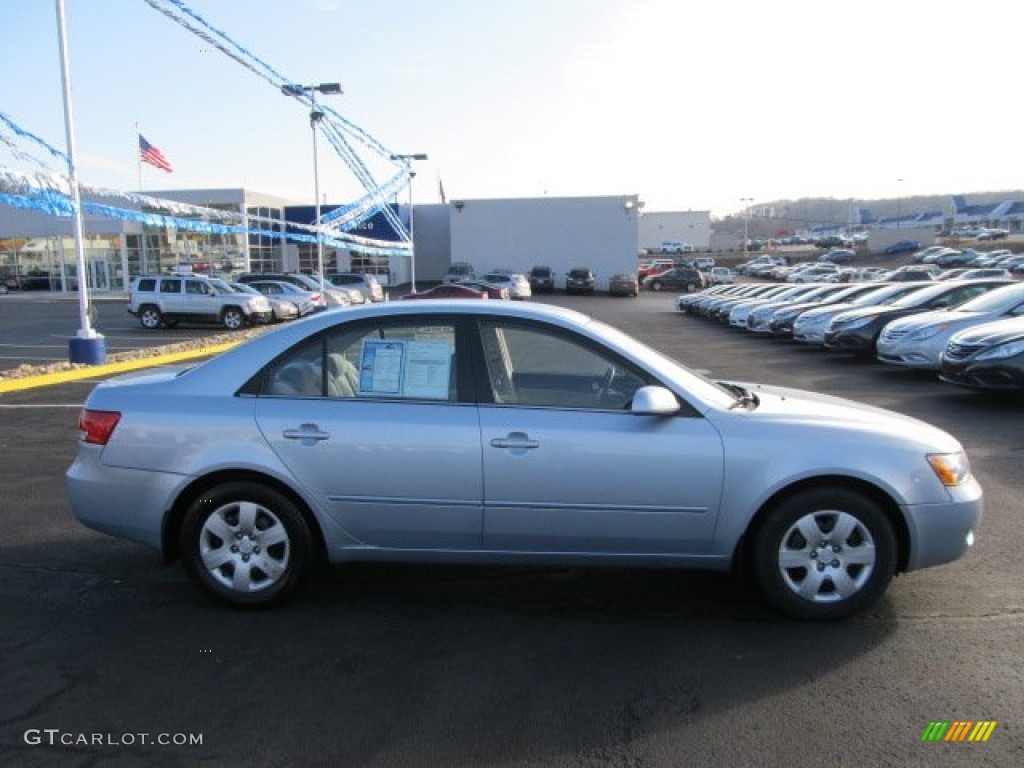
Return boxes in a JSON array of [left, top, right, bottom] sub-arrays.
[[79, 409, 121, 445], [311, 292, 321, 303]]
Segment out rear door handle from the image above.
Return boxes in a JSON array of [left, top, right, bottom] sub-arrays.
[[490, 431, 539, 451]]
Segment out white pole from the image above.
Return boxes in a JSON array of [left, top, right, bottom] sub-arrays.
[[55, 0, 98, 344], [310, 91, 326, 306], [408, 171, 416, 292]]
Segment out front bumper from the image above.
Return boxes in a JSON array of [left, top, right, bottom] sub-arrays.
[[903, 478, 983, 571], [940, 357, 1024, 391]]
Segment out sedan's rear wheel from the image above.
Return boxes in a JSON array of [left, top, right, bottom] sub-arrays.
[[752, 487, 896, 620], [180, 482, 314, 606], [651, 280, 664, 292]]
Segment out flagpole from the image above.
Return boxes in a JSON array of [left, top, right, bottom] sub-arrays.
[[136, 121, 142, 190]]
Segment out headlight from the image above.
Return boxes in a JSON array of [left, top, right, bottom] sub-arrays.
[[975, 339, 1024, 361], [927, 452, 972, 486]]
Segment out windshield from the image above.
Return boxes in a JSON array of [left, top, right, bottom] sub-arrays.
[[851, 284, 919, 306], [585, 319, 737, 410], [206, 278, 233, 293], [954, 283, 1024, 313], [890, 282, 961, 308]]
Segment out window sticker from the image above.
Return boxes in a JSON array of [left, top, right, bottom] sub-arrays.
[[358, 339, 452, 399]]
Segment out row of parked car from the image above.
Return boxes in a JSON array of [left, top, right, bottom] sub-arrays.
[[737, 249, 1024, 284], [440, 264, 646, 298], [127, 271, 385, 330], [676, 278, 1024, 392]]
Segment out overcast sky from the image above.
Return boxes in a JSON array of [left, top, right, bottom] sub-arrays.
[[3, 0, 1022, 217]]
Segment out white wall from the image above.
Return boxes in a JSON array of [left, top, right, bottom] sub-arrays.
[[448, 195, 640, 290], [639, 210, 711, 251]]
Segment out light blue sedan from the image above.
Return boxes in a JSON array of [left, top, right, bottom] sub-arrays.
[[67, 301, 982, 619]]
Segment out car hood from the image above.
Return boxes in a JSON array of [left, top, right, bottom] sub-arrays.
[[885, 308, 978, 332], [712, 380, 960, 452], [949, 316, 1024, 346]]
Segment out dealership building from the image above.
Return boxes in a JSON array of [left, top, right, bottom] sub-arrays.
[[0, 189, 651, 293]]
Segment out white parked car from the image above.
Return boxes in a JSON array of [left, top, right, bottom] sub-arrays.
[[482, 272, 532, 300]]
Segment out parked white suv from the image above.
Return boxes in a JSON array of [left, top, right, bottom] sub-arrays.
[[128, 274, 273, 330]]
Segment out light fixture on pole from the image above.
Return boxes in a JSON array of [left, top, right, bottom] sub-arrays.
[[740, 197, 753, 260], [56, 0, 104, 364], [389, 153, 428, 291], [282, 82, 342, 306]]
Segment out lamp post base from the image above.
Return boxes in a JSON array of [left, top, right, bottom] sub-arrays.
[[69, 333, 106, 365]]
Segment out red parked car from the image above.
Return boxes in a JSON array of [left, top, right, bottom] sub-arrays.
[[401, 284, 489, 300]]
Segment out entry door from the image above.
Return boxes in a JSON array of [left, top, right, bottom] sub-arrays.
[[88, 258, 110, 291]]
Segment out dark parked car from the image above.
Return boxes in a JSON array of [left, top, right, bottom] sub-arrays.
[[940, 316, 1024, 391], [819, 249, 856, 264], [642, 265, 704, 293], [607, 273, 639, 297], [565, 267, 596, 295], [883, 240, 921, 255], [528, 265, 555, 293], [824, 280, 1012, 357]]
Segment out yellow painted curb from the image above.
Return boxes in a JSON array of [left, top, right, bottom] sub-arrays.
[[0, 341, 241, 394]]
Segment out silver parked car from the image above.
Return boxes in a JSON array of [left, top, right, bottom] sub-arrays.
[[67, 301, 982, 620], [876, 282, 1024, 370]]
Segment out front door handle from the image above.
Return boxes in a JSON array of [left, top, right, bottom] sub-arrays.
[[490, 431, 539, 451], [283, 423, 330, 443]]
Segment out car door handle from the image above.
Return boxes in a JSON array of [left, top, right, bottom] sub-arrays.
[[283, 423, 330, 442], [490, 432, 539, 450]]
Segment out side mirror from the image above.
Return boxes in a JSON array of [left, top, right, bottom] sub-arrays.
[[630, 386, 680, 415]]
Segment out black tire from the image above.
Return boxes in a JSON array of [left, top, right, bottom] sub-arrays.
[[222, 307, 245, 330], [752, 487, 896, 620], [180, 482, 314, 606], [651, 281, 664, 292], [139, 305, 163, 330], [684, 282, 698, 293]]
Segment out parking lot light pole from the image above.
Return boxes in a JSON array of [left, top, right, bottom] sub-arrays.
[[282, 82, 342, 306], [740, 198, 753, 260], [390, 153, 428, 291], [56, 0, 104, 364]]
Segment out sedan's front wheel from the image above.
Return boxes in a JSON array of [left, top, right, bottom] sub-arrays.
[[180, 482, 314, 606], [752, 488, 896, 620]]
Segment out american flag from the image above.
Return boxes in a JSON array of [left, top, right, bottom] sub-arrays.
[[139, 134, 173, 173]]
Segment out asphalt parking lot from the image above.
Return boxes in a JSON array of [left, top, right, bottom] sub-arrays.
[[1, 291, 1021, 767]]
